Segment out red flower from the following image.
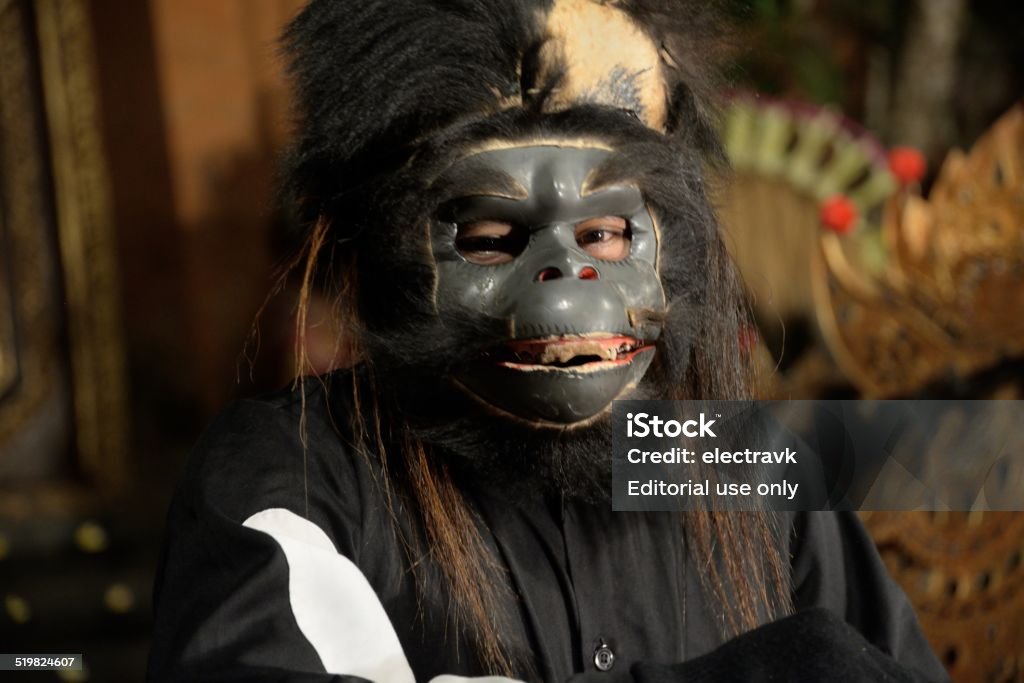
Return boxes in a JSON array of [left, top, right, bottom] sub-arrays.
[[820, 195, 858, 235], [888, 147, 927, 185]]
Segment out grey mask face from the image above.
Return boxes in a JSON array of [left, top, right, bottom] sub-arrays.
[[430, 145, 666, 424]]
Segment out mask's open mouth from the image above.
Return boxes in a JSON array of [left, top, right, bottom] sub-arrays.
[[484, 334, 652, 372], [457, 334, 658, 423]]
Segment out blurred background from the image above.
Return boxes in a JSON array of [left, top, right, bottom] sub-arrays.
[[0, 0, 1021, 680]]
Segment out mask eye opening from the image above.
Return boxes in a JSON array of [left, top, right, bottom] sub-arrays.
[[454, 220, 529, 266], [574, 216, 632, 261]]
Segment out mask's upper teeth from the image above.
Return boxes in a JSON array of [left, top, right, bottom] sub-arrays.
[[501, 337, 643, 366], [538, 340, 608, 365]]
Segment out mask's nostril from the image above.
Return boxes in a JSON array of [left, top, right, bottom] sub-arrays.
[[578, 266, 600, 281], [536, 267, 563, 282]]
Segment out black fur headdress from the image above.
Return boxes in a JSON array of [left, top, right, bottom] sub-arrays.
[[283, 0, 727, 227]]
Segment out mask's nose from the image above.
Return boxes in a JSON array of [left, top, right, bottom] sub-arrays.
[[535, 267, 563, 282], [534, 265, 601, 282]]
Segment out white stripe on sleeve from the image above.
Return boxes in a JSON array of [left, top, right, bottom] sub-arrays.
[[243, 508, 415, 683]]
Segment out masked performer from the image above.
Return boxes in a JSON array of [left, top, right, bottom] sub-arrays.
[[149, 1, 948, 681]]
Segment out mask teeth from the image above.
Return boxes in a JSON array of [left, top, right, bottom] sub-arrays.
[[537, 340, 610, 365], [524, 338, 644, 366]]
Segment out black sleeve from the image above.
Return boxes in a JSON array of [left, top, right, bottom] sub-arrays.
[[147, 396, 399, 683], [789, 511, 948, 681], [629, 607, 936, 683], [574, 511, 949, 683]]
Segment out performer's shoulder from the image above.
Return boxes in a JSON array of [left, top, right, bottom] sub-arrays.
[[178, 369, 374, 524]]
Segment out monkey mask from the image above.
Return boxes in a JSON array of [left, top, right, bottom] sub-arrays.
[[285, 0, 733, 495]]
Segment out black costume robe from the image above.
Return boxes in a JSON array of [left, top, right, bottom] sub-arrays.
[[148, 373, 948, 682]]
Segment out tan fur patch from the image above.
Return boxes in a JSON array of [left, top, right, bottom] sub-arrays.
[[539, 0, 667, 130]]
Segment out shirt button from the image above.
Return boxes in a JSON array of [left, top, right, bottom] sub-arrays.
[[594, 641, 615, 672]]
